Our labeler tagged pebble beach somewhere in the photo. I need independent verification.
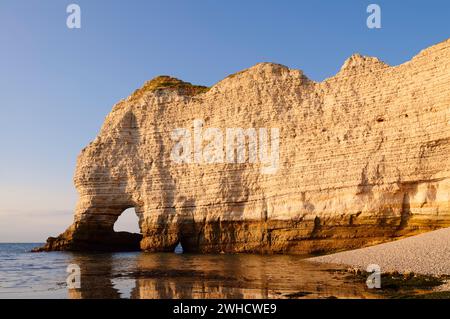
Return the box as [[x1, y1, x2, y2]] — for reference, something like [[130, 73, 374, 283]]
[[310, 227, 450, 276]]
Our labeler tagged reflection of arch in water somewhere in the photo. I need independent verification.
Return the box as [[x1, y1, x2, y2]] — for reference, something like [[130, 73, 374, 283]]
[[66, 253, 377, 299], [67, 253, 121, 299], [129, 254, 266, 299]]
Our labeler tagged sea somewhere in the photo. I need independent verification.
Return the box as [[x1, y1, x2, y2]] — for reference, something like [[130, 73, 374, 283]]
[[0, 243, 376, 299]]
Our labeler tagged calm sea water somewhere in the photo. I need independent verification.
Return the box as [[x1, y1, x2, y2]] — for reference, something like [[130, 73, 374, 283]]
[[0, 243, 376, 299]]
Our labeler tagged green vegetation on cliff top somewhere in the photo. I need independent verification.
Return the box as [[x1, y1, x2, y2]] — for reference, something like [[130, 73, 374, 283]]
[[131, 76, 209, 100]]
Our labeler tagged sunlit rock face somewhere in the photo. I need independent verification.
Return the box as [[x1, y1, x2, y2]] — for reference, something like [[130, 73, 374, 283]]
[[38, 39, 450, 254]]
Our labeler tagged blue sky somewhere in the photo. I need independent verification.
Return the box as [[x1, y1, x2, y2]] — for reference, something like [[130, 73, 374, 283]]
[[0, 0, 449, 241]]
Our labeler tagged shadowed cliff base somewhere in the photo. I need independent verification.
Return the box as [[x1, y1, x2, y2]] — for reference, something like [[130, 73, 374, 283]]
[[33, 225, 142, 252], [36, 38, 450, 253], [36, 214, 450, 254]]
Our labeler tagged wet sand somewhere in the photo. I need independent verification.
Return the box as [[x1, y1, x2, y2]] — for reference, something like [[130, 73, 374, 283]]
[[69, 253, 378, 299], [2, 243, 449, 299]]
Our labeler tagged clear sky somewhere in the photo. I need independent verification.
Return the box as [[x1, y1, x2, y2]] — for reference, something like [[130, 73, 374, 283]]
[[0, 0, 449, 242]]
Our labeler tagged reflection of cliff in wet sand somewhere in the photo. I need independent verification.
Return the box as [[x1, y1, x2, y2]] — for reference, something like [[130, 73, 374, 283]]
[[67, 254, 120, 299], [67, 253, 380, 299], [129, 254, 378, 299], [38, 39, 450, 254]]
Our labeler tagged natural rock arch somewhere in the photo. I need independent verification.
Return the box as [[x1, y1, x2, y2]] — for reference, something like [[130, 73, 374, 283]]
[[37, 39, 450, 254]]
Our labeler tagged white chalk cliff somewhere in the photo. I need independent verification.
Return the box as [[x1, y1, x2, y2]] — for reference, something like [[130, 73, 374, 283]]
[[38, 39, 450, 253]]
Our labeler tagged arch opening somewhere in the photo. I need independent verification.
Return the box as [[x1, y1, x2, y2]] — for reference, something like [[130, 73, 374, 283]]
[[174, 242, 183, 254], [114, 207, 141, 234], [109, 207, 143, 252]]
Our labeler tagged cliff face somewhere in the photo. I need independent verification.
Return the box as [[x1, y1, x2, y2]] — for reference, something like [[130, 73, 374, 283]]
[[39, 39, 450, 253]]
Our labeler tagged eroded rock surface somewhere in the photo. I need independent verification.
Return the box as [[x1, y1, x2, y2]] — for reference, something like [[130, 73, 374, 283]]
[[38, 39, 450, 253]]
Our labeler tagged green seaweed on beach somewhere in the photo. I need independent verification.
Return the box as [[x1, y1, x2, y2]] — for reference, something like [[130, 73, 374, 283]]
[[350, 270, 448, 298]]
